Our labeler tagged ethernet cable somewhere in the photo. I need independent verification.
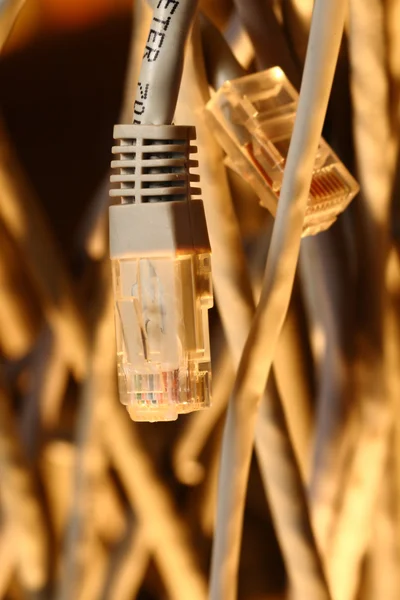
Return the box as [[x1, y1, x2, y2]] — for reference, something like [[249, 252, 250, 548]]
[[221, 10, 254, 73], [175, 18, 314, 485], [109, 0, 214, 422], [216, 7, 357, 548], [221, 1, 360, 580], [209, 0, 348, 598], [200, 13, 247, 89], [206, 66, 359, 237], [201, 13, 356, 491], [179, 16, 329, 600], [132, 0, 198, 125]]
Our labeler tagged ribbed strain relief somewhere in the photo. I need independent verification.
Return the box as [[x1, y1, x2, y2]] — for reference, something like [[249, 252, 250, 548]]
[[109, 124, 201, 204]]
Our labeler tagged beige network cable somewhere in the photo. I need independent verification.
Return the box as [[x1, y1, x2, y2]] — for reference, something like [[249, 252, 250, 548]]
[[174, 14, 315, 488], [209, 0, 348, 598], [132, 0, 197, 126], [175, 9, 345, 600], [108, 0, 215, 422]]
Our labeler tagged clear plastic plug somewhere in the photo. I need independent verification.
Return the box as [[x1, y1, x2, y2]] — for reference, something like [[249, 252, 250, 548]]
[[112, 252, 212, 422], [206, 67, 359, 236]]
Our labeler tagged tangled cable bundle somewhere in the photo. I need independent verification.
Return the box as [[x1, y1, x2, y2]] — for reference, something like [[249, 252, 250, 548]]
[[0, 1, 399, 599]]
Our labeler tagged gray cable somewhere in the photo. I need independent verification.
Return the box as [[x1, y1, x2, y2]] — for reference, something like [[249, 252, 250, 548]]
[[209, 0, 347, 597], [132, 0, 199, 125], [232, 0, 301, 88], [199, 14, 246, 90]]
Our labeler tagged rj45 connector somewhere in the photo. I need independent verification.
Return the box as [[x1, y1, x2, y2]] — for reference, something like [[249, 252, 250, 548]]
[[109, 125, 213, 422], [206, 67, 359, 236]]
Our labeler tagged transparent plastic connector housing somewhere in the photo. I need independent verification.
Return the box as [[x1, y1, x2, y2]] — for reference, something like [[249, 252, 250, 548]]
[[206, 67, 360, 236], [109, 123, 213, 422], [112, 253, 212, 422]]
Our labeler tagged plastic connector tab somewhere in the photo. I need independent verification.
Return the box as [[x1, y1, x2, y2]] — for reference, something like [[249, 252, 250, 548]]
[[109, 124, 213, 422], [206, 67, 359, 236]]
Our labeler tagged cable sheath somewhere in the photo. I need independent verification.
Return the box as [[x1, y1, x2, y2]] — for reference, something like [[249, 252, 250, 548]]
[[133, 0, 198, 125], [209, 1, 347, 598]]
